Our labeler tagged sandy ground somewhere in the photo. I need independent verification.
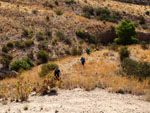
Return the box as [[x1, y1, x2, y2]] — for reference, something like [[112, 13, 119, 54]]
[[0, 88, 150, 113]]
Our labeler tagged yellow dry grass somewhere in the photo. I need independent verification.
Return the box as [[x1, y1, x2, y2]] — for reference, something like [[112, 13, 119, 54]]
[[0, 45, 150, 99]]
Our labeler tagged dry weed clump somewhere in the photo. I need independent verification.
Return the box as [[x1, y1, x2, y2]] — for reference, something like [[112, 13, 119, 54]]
[[36, 75, 60, 95]]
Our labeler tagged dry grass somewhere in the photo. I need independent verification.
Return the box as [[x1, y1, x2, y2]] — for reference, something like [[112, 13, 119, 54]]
[[0, 45, 150, 101]]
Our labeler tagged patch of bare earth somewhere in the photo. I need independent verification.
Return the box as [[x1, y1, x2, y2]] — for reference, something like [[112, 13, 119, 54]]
[[0, 88, 150, 113]]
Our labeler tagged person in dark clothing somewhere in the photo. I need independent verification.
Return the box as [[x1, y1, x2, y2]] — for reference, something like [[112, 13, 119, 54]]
[[80, 56, 85, 66], [54, 69, 60, 80], [86, 48, 91, 55]]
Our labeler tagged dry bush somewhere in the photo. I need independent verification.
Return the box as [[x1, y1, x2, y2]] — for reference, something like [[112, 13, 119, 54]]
[[15, 77, 32, 102], [36, 75, 60, 95]]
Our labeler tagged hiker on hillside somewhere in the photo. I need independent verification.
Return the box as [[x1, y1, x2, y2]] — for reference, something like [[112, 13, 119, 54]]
[[54, 68, 60, 80], [80, 56, 85, 66], [86, 48, 91, 55]]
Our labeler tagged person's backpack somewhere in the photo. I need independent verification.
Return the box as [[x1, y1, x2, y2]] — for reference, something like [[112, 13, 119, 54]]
[[81, 57, 85, 63]]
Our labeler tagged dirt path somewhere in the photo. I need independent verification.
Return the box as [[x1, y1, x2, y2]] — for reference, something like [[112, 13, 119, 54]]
[[0, 88, 150, 113]]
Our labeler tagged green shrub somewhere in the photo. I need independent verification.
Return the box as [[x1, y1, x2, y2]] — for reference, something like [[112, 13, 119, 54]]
[[82, 12, 91, 18], [24, 39, 34, 47], [0, 54, 13, 68], [0, 72, 11, 80], [51, 37, 59, 45], [23, 57, 34, 67], [37, 50, 49, 64], [139, 15, 146, 25], [11, 58, 33, 72], [75, 30, 98, 44], [64, 38, 72, 45], [55, 1, 59, 5], [39, 63, 59, 77], [15, 41, 25, 49], [95, 8, 110, 16], [82, 6, 94, 15], [55, 10, 63, 15], [36, 31, 45, 41], [119, 46, 130, 61], [122, 58, 150, 78], [146, 11, 150, 15], [56, 31, 65, 40], [65, 0, 75, 4], [114, 20, 138, 45], [2, 45, 8, 53], [22, 28, 34, 38], [38, 41, 49, 51], [7, 41, 14, 48], [141, 41, 148, 50]]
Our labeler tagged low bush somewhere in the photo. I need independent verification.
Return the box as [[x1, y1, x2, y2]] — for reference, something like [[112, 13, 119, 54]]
[[7, 41, 14, 49], [141, 41, 149, 50], [119, 47, 130, 61], [0, 72, 11, 80], [139, 15, 146, 25], [65, 0, 75, 4], [55, 10, 63, 15], [36, 31, 45, 41], [24, 39, 34, 47], [2, 45, 8, 53], [122, 58, 150, 78], [0, 54, 13, 68], [82, 6, 94, 15], [75, 30, 98, 44], [37, 50, 49, 64], [11, 58, 33, 72], [15, 41, 25, 49], [64, 38, 72, 45], [146, 11, 150, 15], [22, 28, 34, 38], [56, 31, 65, 40], [51, 37, 59, 45], [39, 63, 59, 77], [38, 41, 49, 51], [82, 12, 91, 18]]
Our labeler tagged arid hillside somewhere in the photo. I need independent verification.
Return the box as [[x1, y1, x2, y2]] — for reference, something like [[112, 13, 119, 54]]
[[0, 0, 149, 58]]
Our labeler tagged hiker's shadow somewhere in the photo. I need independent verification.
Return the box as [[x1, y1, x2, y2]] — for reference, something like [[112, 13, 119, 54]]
[[47, 89, 58, 96]]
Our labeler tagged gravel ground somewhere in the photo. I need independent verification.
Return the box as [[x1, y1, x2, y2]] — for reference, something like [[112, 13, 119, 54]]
[[0, 88, 150, 113]]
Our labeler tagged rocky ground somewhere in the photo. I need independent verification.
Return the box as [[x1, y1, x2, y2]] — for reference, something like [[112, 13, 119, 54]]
[[0, 88, 150, 113]]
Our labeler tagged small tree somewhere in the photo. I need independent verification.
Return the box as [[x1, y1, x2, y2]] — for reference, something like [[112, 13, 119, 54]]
[[114, 20, 138, 45]]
